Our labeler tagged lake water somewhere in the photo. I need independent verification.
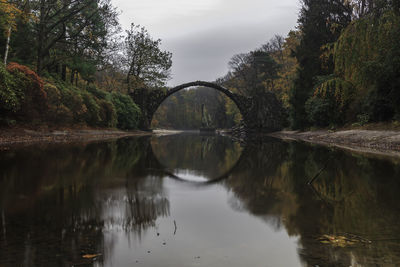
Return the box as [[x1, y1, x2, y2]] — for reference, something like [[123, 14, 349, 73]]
[[1, 133, 400, 266]]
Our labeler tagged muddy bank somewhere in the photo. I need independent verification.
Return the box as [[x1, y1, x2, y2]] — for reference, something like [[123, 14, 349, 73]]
[[270, 130, 400, 157], [0, 128, 151, 147]]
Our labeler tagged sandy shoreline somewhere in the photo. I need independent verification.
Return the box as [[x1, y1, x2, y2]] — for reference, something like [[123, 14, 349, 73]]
[[269, 130, 400, 158], [0, 128, 152, 147], [2, 127, 400, 158]]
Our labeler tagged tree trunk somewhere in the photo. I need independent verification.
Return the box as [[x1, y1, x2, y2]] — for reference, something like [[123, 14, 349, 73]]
[[55, 63, 60, 76], [37, 55, 43, 76], [127, 74, 131, 92], [361, 0, 366, 16], [70, 70, 75, 84], [37, 1, 45, 75], [3, 26, 11, 66], [61, 64, 67, 81]]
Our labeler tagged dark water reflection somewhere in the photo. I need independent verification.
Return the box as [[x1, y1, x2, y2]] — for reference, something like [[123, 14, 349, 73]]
[[151, 134, 243, 182], [1, 133, 400, 266]]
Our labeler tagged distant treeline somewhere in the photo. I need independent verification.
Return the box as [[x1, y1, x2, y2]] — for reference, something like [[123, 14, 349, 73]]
[[152, 87, 241, 129], [215, 0, 400, 129]]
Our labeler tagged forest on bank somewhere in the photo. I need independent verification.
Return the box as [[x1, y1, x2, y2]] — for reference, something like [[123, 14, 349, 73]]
[[1, 0, 399, 130]]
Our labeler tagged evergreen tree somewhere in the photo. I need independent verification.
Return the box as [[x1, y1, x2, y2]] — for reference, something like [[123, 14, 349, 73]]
[[289, 0, 352, 129]]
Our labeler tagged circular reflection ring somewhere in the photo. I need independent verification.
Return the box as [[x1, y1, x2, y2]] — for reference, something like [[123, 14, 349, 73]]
[[161, 168, 238, 186], [150, 137, 246, 186]]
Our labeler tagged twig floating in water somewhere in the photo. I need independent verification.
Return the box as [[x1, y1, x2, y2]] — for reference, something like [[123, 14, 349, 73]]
[[307, 159, 330, 185], [174, 220, 177, 235]]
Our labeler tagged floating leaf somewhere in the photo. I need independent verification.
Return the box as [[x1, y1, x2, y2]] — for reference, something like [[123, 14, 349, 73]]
[[317, 233, 370, 247], [82, 254, 101, 259]]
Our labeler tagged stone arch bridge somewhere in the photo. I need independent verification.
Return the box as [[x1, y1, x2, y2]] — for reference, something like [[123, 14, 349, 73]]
[[130, 81, 285, 132]]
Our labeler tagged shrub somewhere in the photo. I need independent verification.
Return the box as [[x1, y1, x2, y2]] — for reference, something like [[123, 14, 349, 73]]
[[86, 84, 108, 99], [0, 64, 20, 113], [6, 62, 48, 121], [306, 76, 355, 126], [59, 85, 87, 123], [110, 92, 141, 130], [81, 91, 100, 126], [44, 83, 61, 106], [357, 114, 370, 126], [2, 63, 139, 129], [98, 99, 117, 128], [55, 104, 74, 124], [44, 83, 61, 123], [305, 97, 332, 127], [43, 83, 75, 124]]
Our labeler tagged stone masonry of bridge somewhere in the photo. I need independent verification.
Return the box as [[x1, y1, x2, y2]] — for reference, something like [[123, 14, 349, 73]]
[[130, 81, 286, 132]]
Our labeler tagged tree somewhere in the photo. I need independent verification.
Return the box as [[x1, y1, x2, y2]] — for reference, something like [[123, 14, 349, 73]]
[[63, 0, 120, 83], [349, 0, 398, 17], [289, 0, 352, 129], [267, 31, 300, 107], [0, 0, 26, 65], [261, 34, 285, 63], [31, 0, 118, 76], [124, 23, 172, 91], [226, 49, 279, 96]]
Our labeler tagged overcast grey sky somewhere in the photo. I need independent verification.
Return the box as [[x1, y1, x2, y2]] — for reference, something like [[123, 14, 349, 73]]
[[112, 0, 300, 86]]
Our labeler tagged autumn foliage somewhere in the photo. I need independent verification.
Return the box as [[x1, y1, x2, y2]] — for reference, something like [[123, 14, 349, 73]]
[[6, 62, 48, 121], [0, 62, 141, 128]]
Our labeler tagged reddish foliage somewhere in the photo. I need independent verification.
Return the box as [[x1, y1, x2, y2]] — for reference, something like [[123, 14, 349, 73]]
[[7, 62, 48, 120]]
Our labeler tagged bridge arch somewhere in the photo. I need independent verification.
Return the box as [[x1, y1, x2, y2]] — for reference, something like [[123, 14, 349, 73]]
[[164, 81, 247, 115], [131, 81, 252, 130], [131, 81, 285, 132]]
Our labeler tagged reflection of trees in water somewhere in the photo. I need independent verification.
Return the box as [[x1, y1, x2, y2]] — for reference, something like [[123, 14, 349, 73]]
[[0, 137, 170, 266], [225, 137, 400, 266], [2, 135, 400, 266], [124, 176, 169, 235]]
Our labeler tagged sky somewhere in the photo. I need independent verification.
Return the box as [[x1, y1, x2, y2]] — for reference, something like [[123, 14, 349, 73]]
[[112, 0, 300, 86]]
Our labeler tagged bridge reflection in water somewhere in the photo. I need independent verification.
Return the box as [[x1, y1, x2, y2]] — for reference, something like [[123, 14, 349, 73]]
[[1, 133, 400, 266]]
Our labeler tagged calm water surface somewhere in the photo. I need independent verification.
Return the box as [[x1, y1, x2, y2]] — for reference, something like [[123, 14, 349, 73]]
[[1, 133, 400, 266]]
